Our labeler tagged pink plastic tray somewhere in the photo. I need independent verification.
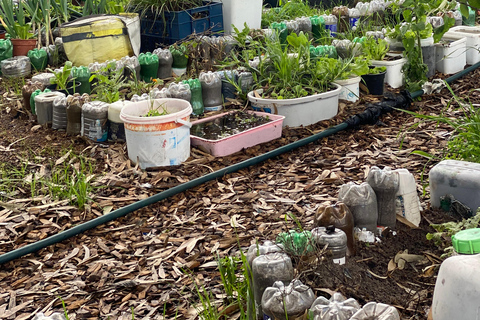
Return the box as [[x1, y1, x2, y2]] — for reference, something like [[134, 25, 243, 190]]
[[190, 110, 285, 157]]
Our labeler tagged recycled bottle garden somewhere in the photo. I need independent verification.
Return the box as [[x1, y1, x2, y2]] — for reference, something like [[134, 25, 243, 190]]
[[2, 0, 480, 318]]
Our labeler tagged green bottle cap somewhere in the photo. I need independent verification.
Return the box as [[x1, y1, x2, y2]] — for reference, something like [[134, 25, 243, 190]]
[[452, 228, 480, 254]]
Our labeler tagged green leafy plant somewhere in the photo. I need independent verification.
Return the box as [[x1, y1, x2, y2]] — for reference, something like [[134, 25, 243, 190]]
[[317, 56, 369, 81], [367, 66, 387, 74], [144, 102, 169, 117], [261, 0, 320, 28], [48, 61, 74, 92], [89, 63, 125, 103], [0, 0, 35, 39], [361, 37, 389, 61]]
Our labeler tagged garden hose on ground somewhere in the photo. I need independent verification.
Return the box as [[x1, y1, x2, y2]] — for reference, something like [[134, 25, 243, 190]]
[[1, 61, 480, 265]]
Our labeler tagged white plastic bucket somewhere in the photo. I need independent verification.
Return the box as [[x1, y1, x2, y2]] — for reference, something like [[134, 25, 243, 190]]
[[435, 36, 467, 74], [120, 98, 192, 169], [218, 0, 262, 35], [247, 84, 341, 128], [370, 55, 407, 89], [334, 76, 361, 102], [445, 26, 480, 64]]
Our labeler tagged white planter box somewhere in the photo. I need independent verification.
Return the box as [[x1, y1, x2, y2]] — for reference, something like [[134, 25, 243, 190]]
[[247, 84, 341, 127], [435, 36, 467, 74], [216, 0, 262, 34], [334, 76, 361, 102], [445, 26, 480, 65], [370, 56, 407, 89]]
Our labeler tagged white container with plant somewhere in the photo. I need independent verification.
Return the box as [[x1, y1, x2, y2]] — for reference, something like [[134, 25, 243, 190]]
[[435, 35, 467, 74]]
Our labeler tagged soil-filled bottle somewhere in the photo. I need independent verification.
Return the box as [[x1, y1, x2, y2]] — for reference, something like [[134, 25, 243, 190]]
[[393, 168, 421, 227], [71, 66, 91, 95], [216, 70, 238, 103], [310, 292, 361, 320], [22, 81, 44, 115], [1, 56, 31, 78], [0, 39, 13, 72], [322, 14, 338, 37], [314, 202, 356, 256], [82, 101, 108, 142], [32, 73, 56, 87], [153, 48, 173, 79], [35, 92, 66, 126], [366, 166, 399, 230], [350, 302, 400, 320], [296, 16, 312, 35], [199, 71, 222, 112], [270, 22, 288, 45], [170, 45, 189, 77], [183, 79, 204, 116], [168, 82, 191, 102], [252, 253, 293, 320], [27, 48, 48, 72], [276, 230, 314, 256], [237, 71, 254, 93], [286, 20, 300, 35], [138, 53, 158, 83], [311, 226, 348, 265], [108, 100, 132, 141], [30, 88, 51, 115], [66, 94, 89, 136], [52, 94, 67, 130], [310, 16, 326, 41], [262, 280, 315, 320], [121, 55, 141, 80], [338, 182, 378, 233]]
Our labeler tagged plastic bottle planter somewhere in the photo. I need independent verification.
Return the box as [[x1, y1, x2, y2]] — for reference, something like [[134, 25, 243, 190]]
[[121, 55, 141, 80], [170, 46, 188, 77], [314, 202, 356, 256], [153, 48, 173, 79], [183, 79, 204, 116], [252, 253, 294, 320], [310, 16, 326, 41], [322, 15, 338, 37], [311, 226, 348, 265], [108, 100, 132, 141], [238, 71, 254, 94], [22, 81, 44, 116], [348, 8, 360, 30], [216, 70, 238, 103], [81, 101, 109, 142], [0, 39, 13, 72], [310, 292, 361, 320], [30, 88, 52, 115], [350, 302, 400, 320], [199, 71, 222, 112], [366, 166, 399, 230], [296, 17, 312, 35], [67, 94, 90, 136], [32, 312, 67, 320], [276, 230, 314, 257], [338, 182, 378, 233], [168, 82, 191, 102], [71, 66, 91, 95], [1, 56, 31, 78], [138, 52, 159, 83], [27, 48, 48, 72], [262, 280, 316, 320], [35, 92, 66, 126], [310, 45, 338, 59], [270, 22, 288, 45], [52, 94, 67, 130]]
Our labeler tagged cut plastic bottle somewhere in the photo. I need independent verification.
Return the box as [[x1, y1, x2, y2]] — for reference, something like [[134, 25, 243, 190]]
[[366, 166, 399, 229], [310, 292, 361, 320], [262, 280, 315, 320], [338, 182, 378, 233]]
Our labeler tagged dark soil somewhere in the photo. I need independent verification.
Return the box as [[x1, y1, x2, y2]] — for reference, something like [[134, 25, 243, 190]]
[[0, 67, 478, 319]]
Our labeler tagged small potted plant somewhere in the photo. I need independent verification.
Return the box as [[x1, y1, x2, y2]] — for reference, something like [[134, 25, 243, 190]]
[[361, 66, 387, 95], [47, 61, 81, 95], [362, 37, 407, 89], [0, 0, 37, 56]]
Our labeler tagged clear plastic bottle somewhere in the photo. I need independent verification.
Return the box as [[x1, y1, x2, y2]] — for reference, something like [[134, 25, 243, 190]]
[[322, 15, 338, 37], [108, 100, 132, 141], [311, 226, 348, 265], [238, 71, 254, 93], [81, 101, 108, 142], [121, 55, 141, 80], [310, 292, 361, 320], [216, 70, 238, 103], [338, 182, 378, 233], [199, 71, 222, 111], [32, 312, 67, 320], [366, 166, 399, 229], [22, 81, 44, 116], [262, 280, 315, 320], [168, 82, 191, 102], [350, 302, 400, 320], [252, 252, 293, 320], [34, 92, 66, 126], [314, 202, 356, 256], [296, 16, 312, 35], [52, 94, 67, 130], [348, 8, 360, 30], [153, 48, 173, 79]]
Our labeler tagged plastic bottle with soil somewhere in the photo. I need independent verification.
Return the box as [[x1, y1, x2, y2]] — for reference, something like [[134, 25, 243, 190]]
[[71, 66, 91, 95], [168, 82, 191, 102], [314, 202, 356, 256], [121, 55, 141, 80], [252, 252, 294, 320], [30, 88, 51, 115], [35, 91, 66, 126], [350, 302, 400, 320], [310, 292, 361, 320], [32, 73, 56, 87], [81, 101, 108, 142], [183, 78, 204, 116], [52, 94, 67, 130], [311, 226, 348, 265], [322, 15, 338, 37], [199, 71, 222, 112], [338, 182, 378, 233], [108, 100, 132, 141], [138, 52, 159, 83], [170, 45, 189, 77], [1, 56, 31, 78], [22, 81, 44, 116], [348, 8, 360, 30], [150, 87, 171, 99], [276, 230, 314, 256], [286, 20, 300, 35], [310, 16, 326, 41], [270, 22, 288, 44], [0, 39, 13, 71], [296, 16, 312, 35], [216, 70, 238, 103], [366, 166, 399, 230], [27, 48, 48, 71], [153, 48, 173, 79], [262, 280, 315, 320], [393, 168, 421, 227], [66, 94, 88, 136], [237, 71, 254, 94]]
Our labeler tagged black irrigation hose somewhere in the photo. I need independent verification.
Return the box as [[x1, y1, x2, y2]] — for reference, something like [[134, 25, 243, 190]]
[[2, 61, 480, 265]]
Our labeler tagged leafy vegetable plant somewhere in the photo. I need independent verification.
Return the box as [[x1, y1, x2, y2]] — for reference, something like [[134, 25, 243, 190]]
[[48, 61, 74, 91]]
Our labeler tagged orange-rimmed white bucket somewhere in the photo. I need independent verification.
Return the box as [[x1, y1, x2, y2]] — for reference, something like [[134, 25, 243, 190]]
[[120, 98, 192, 169]]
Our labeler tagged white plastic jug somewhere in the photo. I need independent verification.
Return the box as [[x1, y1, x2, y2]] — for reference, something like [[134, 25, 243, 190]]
[[394, 169, 421, 227]]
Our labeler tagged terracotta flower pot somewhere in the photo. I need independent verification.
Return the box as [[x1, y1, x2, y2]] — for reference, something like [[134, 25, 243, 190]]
[[10, 38, 37, 57], [0, 30, 6, 40]]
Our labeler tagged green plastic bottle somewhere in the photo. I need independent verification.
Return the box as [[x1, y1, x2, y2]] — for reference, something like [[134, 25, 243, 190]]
[[71, 66, 91, 94], [183, 79, 204, 116], [0, 39, 13, 75], [30, 88, 51, 115], [310, 16, 326, 41], [271, 22, 288, 45], [170, 45, 189, 76], [27, 48, 48, 71], [463, 6, 476, 26], [276, 230, 314, 256], [138, 52, 159, 83]]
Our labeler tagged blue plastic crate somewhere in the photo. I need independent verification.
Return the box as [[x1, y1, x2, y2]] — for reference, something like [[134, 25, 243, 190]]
[[140, 1, 223, 51]]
